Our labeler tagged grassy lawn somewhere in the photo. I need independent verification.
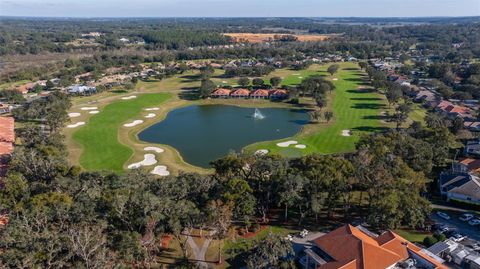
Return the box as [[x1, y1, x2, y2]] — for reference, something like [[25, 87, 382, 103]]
[[249, 63, 389, 156], [394, 229, 431, 244], [72, 93, 171, 171]]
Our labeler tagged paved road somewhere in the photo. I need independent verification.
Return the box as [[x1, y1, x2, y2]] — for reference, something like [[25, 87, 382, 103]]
[[431, 213, 480, 241]]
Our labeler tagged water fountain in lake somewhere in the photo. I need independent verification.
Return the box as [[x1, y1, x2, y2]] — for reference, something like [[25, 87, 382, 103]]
[[253, 108, 265, 120]]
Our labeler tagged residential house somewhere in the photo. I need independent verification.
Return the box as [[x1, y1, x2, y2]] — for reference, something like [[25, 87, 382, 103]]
[[250, 89, 270, 99], [458, 158, 480, 174], [270, 89, 289, 100], [464, 121, 480, 132], [439, 170, 480, 205], [67, 85, 97, 95], [211, 88, 232, 98], [0, 117, 14, 178], [0, 104, 11, 114], [230, 89, 250, 98], [16, 82, 35, 94], [414, 89, 439, 103], [465, 140, 480, 157], [301, 224, 446, 269]]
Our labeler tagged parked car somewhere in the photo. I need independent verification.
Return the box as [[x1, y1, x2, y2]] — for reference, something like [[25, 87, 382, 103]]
[[436, 211, 450, 220], [459, 213, 474, 221], [468, 219, 480, 226], [451, 233, 467, 242]]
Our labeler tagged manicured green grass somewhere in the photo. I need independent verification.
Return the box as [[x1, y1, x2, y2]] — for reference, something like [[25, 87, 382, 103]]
[[251, 63, 389, 156], [394, 229, 431, 244], [73, 93, 171, 172], [409, 103, 427, 125]]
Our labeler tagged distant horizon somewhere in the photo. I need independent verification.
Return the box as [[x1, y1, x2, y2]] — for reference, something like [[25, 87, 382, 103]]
[[1, 15, 480, 19], [1, 0, 479, 18]]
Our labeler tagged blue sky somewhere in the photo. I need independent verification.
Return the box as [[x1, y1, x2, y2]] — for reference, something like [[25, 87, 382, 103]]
[[1, 0, 479, 17]]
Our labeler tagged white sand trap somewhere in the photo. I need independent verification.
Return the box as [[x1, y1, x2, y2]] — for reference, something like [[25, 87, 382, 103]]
[[68, 112, 81, 118], [293, 73, 301, 75], [121, 96, 137, 100], [81, 107, 98, 111], [123, 120, 143, 127], [298, 76, 303, 79], [295, 144, 307, 149], [151, 165, 170, 176], [144, 146, 164, 153], [67, 122, 85, 128], [145, 107, 160, 111], [277, 140, 298, 147], [127, 154, 157, 169], [89, 110, 100, 114], [255, 149, 269, 156], [145, 113, 156, 119], [342, 130, 351, 137], [332, 78, 338, 81], [222, 81, 227, 83]]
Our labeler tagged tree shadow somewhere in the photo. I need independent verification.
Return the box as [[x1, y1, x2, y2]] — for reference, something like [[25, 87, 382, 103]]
[[342, 67, 361, 71], [351, 103, 387, 110], [178, 88, 200, 100], [109, 89, 128, 94], [350, 97, 383, 101], [346, 89, 377, 94], [352, 126, 389, 132], [362, 115, 391, 120]]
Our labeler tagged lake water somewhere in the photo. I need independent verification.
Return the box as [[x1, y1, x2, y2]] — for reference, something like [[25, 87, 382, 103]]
[[138, 105, 309, 168]]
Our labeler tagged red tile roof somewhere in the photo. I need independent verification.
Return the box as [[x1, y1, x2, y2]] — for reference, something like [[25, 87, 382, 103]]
[[211, 88, 232, 96], [250, 89, 270, 97], [270, 89, 288, 96], [312, 225, 446, 269], [460, 158, 480, 173], [230, 89, 250, 96]]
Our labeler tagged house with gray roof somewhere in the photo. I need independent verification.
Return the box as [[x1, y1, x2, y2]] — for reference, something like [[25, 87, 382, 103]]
[[439, 170, 480, 205]]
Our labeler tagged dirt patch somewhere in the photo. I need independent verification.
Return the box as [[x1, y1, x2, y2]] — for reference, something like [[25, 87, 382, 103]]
[[224, 33, 331, 43]]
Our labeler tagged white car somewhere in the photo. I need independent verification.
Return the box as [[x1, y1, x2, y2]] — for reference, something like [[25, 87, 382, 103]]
[[451, 233, 467, 242], [436, 211, 450, 220], [468, 219, 480, 226], [460, 214, 474, 221]]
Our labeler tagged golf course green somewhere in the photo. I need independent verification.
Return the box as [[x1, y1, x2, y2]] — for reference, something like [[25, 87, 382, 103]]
[[73, 93, 172, 171]]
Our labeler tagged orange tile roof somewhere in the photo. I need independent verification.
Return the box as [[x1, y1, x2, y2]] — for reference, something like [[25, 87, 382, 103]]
[[312, 225, 446, 269], [211, 88, 232, 96], [231, 89, 250, 96], [250, 89, 270, 96], [270, 89, 288, 96], [460, 158, 480, 173]]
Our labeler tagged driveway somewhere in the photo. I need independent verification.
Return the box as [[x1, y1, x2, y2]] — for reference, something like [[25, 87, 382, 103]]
[[431, 212, 480, 241], [291, 232, 325, 256]]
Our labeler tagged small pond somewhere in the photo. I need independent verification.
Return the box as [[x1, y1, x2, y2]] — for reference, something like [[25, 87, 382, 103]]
[[138, 105, 309, 168]]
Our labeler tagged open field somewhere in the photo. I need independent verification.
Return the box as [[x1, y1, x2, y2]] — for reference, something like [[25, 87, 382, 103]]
[[224, 33, 331, 43]]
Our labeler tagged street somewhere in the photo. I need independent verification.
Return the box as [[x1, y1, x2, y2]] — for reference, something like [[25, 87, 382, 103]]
[[431, 212, 480, 241]]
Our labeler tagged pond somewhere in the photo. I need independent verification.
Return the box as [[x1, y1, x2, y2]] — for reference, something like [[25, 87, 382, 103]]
[[138, 105, 309, 168]]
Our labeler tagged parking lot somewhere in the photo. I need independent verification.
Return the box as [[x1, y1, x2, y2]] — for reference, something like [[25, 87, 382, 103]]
[[431, 212, 480, 241]]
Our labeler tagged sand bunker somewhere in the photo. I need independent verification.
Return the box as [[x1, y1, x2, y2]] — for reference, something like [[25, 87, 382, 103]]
[[145, 107, 160, 111], [298, 76, 303, 79], [293, 73, 301, 75], [295, 144, 307, 149], [81, 107, 98, 111], [68, 112, 81, 118], [67, 122, 85, 128], [255, 149, 269, 156], [121, 96, 137, 100], [342, 130, 351, 137], [89, 110, 100, 114], [145, 113, 156, 119], [151, 165, 170, 176], [123, 120, 143, 127], [332, 78, 338, 81], [277, 140, 298, 147], [144, 146, 165, 153], [127, 154, 157, 169]]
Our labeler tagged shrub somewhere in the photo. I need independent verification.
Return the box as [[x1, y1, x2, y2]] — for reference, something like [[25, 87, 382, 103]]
[[423, 236, 438, 247]]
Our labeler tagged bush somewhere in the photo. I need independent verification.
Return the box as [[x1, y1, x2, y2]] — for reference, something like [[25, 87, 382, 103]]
[[423, 236, 438, 247], [434, 233, 446, 242]]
